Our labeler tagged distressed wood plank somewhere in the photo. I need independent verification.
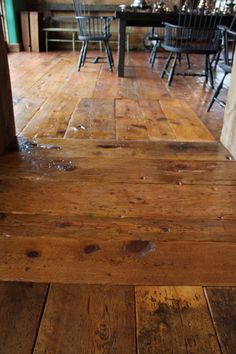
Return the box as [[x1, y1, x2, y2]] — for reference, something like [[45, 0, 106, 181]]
[[160, 99, 214, 142], [65, 98, 115, 139], [20, 94, 79, 139], [136, 286, 221, 354], [11, 138, 231, 161], [205, 287, 236, 354], [0, 153, 236, 185], [116, 99, 176, 141], [1, 213, 236, 242], [1, 236, 236, 284], [135, 66, 170, 100], [93, 68, 138, 99], [0, 281, 48, 354], [33, 284, 136, 354], [0, 179, 235, 219], [14, 95, 46, 135], [140, 100, 176, 140]]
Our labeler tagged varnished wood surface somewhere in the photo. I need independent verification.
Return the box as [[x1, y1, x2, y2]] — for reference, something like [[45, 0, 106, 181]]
[[2, 50, 235, 352], [136, 286, 221, 353], [8, 51, 226, 141], [0, 138, 235, 285], [1, 282, 236, 353], [0, 282, 48, 354], [34, 284, 136, 354]]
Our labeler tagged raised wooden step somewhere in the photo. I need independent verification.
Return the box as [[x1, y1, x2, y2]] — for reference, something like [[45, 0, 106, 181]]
[[0, 138, 235, 285]]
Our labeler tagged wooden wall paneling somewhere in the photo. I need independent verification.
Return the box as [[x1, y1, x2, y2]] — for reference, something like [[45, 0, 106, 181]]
[[0, 19, 16, 155]]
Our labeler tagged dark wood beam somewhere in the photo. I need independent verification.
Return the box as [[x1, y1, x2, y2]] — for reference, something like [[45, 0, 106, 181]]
[[0, 20, 16, 155]]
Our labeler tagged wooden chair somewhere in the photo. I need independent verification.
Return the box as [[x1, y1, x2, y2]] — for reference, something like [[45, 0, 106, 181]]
[[73, 0, 114, 71], [161, 11, 222, 86], [208, 27, 236, 111], [148, 27, 163, 67]]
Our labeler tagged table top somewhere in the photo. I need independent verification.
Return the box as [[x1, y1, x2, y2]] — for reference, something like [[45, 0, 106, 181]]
[[115, 10, 234, 27]]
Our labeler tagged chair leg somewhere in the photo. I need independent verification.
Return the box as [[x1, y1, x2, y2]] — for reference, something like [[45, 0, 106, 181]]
[[161, 52, 172, 79], [207, 72, 228, 111], [209, 61, 214, 89], [107, 42, 114, 66], [168, 53, 178, 86], [105, 41, 113, 69], [149, 46, 155, 64], [104, 40, 113, 72], [150, 42, 158, 67], [213, 48, 222, 70], [186, 54, 191, 69], [77, 41, 85, 71], [82, 41, 88, 66], [205, 54, 209, 84], [206, 54, 214, 88]]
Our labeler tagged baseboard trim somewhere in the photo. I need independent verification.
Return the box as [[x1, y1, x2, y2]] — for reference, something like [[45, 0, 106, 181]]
[[8, 43, 22, 52]]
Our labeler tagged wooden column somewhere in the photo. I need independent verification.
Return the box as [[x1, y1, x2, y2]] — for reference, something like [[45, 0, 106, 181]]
[[220, 53, 236, 159], [0, 19, 16, 155]]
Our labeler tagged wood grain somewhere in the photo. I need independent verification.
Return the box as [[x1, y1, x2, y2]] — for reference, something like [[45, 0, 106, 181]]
[[1, 213, 236, 242], [20, 94, 79, 139], [160, 99, 214, 142], [1, 235, 236, 284], [65, 98, 115, 139], [33, 284, 136, 354], [205, 287, 236, 354], [0, 178, 235, 219], [8, 51, 226, 141], [0, 281, 48, 354], [15, 137, 231, 161], [115, 99, 176, 141], [136, 286, 221, 354], [0, 151, 235, 185]]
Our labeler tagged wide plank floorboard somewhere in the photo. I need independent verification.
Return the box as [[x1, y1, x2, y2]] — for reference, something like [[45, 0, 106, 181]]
[[205, 287, 236, 354], [136, 286, 221, 353], [33, 284, 136, 354], [0, 282, 48, 354]]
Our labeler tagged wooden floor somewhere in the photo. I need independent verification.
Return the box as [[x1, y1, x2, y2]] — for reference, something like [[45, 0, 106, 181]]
[[9, 50, 226, 141], [1, 281, 236, 354], [0, 51, 235, 353]]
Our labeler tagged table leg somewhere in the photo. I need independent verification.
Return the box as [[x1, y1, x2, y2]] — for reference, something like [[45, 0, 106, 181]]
[[118, 19, 126, 77]]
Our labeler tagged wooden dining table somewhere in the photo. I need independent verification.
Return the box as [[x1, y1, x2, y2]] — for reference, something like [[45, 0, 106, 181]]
[[115, 10, 234, 77]]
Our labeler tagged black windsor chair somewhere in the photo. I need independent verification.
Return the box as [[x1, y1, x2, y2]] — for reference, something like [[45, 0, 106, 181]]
[[73, 0, 114, 71], [211, 14, 236, 69], [161, 9, 222, 86], [208, 26, 236, 110]]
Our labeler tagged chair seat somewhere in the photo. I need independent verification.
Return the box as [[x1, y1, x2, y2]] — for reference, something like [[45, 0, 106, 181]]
[[79, 34, 110, 41], [161, 44, 219, 55]]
